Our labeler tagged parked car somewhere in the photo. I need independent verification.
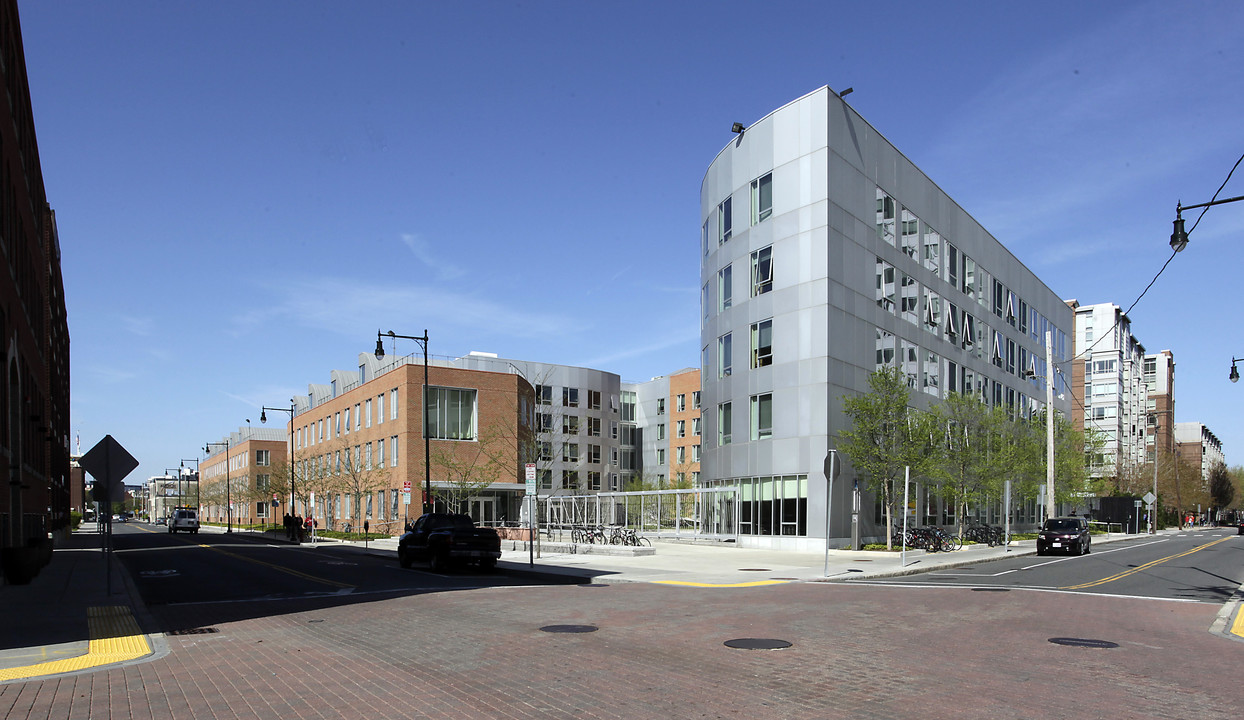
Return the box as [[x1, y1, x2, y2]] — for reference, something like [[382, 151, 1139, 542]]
[[398, 513, 501, 572], [1036, 516, 1090, 556], [169, 508, 200, 534]]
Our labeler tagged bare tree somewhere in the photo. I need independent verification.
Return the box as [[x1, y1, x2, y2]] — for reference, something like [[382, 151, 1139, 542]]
[[320, 437, 392, 533], [430, 425, 515, 516]]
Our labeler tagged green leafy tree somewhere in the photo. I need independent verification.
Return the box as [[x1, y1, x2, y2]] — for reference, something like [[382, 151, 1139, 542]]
[[1208, 461, 1234, 518], [928, 393, 1005, 537], [839, 366, 940, 548]]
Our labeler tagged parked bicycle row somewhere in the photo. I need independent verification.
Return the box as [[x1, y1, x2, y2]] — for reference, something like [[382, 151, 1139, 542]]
[[891, 522, 1008, 552], [569, 525, 651, 547]]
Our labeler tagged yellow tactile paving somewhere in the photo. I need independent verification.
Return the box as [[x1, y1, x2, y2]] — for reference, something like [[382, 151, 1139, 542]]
[[0, 606, 151, 682]]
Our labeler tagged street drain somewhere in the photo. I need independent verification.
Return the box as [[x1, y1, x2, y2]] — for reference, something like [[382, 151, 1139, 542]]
[[739, 568, 771, 572], [307, 619, 325, 623], [578, 583, 609, 588], [971, 587, 1010, 592], [724, 638, 792, 650], [540, 625, 598, 634], [1048, 637, 1118, 649], [167, 627, 219, 636]]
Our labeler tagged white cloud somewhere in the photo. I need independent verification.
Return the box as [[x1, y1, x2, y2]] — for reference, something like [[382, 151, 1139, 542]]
[[400, 233, 466, 281]]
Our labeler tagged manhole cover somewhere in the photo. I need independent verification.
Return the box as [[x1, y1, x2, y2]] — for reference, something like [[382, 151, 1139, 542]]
[[1048, 637, 1118, 649], [724, 638, 792, 650], [971, 587, 1011, 592], [307, 619, 324, 623], [540, 625, 598, 634], [738, 568, 771, 572], [167, 627, 219, 636]]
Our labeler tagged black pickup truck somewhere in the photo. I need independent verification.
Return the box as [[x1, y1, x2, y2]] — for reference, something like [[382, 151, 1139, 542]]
[[397, 513, 502, 572]]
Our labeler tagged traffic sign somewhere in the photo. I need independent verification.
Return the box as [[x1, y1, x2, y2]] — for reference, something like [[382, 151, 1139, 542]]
[[1143, 491, 1156, 506], [80, 435, 139, 504]]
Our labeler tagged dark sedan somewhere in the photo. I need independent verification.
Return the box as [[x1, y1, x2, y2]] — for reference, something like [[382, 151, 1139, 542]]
[[1036, 517, 1091, 556]]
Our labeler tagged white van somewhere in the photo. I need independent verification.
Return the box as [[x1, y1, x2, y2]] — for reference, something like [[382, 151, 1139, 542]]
[[169, 508, 200, 534]]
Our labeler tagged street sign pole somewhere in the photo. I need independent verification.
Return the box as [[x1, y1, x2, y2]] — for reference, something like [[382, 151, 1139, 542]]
[[525, 463, 537, 567]]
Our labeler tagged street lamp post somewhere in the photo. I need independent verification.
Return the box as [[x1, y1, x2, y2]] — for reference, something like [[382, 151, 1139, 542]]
[[204, 439, 231, 533], [1169, 194, 1244, 252], [1147, 410, 1174, 534], [180, 458, 200, 512], [373, 329, 433, 515], [260, 401, 297, 519]]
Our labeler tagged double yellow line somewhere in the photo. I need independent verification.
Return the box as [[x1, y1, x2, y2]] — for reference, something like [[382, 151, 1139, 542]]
[[1059, 536, 1232, 590]]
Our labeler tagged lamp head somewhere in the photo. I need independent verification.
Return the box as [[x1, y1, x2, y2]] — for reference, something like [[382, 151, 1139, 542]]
[[731, 122, 745, 134], [374, 331, 385, 359], [260, 410, 267, 423], [1170, 212, 1188, 253], [1231, 362, 1239, 383]]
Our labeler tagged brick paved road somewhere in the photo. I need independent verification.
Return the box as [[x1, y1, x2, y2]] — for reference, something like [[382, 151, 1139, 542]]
[[3, 581, 1240, 719]]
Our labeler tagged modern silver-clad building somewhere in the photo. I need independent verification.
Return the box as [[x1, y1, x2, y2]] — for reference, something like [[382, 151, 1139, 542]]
[[700, 87, 1074, 550]]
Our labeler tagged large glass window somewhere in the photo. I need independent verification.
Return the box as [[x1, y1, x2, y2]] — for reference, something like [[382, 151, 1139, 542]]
[[751, 393, 773, 440], [562, 387, 579, 407], [901, 274, 919, 325], [718, 196, 732, 244], [922, 226, 940, 275], [718, 402, 733, 446], [876, 329, 895, 370], [718, 333, 733, 377], [751, 246, 773, 296], [876, 257, 895, 313], [425, 387, 477, 440], [876, 188, 896, 246], [751, 172, 773, 224], [718, 265, 733, 311], [923, 289, 941, 335], [900, 209, 919, 260], [751, 319, 773, 368]]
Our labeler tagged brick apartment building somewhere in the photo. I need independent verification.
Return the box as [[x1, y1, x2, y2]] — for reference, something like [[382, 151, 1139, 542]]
[[0, 0, 71, 585]]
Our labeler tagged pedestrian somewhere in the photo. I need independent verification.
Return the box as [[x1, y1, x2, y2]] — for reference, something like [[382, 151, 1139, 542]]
[[293, 514, 304, 543], [283, 513, 293, 541]]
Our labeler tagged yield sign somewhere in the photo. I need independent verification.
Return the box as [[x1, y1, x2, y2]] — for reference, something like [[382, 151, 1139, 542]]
[[80, 435, 139, 503]]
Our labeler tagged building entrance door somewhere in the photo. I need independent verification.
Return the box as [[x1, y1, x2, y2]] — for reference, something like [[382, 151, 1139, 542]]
[[470, 497, 497, 525]]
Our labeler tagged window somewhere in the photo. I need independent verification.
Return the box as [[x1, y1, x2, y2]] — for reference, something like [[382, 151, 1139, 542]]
[[693, 418, 702, 436], [377, 393, 384, 424], [377, 438, 385, 468], [901, 274, 919, 325], [621, 391, 636, 422], [538, 413, 553, 432], [390, 389, 398, 420], [657, 398, 665, 415], [677, 420, 686, 438], [344, 407, 351, 434], [657, 448, 665, 465], [692, 391, 701, 409], [538, 442, 553, 462], [702, 282, 710, 322], [535, 385, 553, 405], [946, 243, 958, 288], [923, 351, 940, 398], [1018, 299, 1028, 335], [718, 402, 733, 445], [588, 471, 601, 491], [876, 188, 896, 246], [539, 469, 553, 490], [876, 257, 896, 313], [562, 443, 579, 463], [335, 412, 341, 437], [718, 333, 733, 377], [562, 416, 580, 434], [718, 196, 732, 243], [588, 444, 601, 464], [256, 450, 270, 466], [718, 265, 733, 311], [962, 255, 976, 301], [354, 403, 361, 430], [751, 319, 773, 368], [587, 390, 601, 410], [587, 417, 601, 437], [365, 398, 372, 428], [922, 226, 940, 275], [425, 387, 478, 441], [900, 209, 919, 259], [563, 387, 579, 407], [676, 446, 687, 464], [875, 329, 895, 370], [365, 442, 373, 470], [751, 172, 773, 224], [993, 279, 1005, 319], [751, 393, 773, 440], [751, 246, 772, 296], [923, 289, 941, 334], [676, 394, 686, 412], [657, 424, 665, 441]]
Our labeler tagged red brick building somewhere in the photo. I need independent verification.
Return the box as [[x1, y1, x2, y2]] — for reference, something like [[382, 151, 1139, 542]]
[[0, 0, 71, 585]]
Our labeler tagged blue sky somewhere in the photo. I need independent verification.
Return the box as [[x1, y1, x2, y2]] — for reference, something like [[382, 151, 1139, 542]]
[[17, 0, 1244, 485]]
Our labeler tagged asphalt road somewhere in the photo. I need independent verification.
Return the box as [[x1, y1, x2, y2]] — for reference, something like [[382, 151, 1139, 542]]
[[855, 528, 1244, 603]]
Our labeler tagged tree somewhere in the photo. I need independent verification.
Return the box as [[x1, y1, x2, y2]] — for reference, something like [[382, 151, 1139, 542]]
[[1208, 461, 1234, 519], [839, 366, 940, 549], [321, 437, 392, 533], [927, 392, 1001, 537], [430, 426, 516, 515]]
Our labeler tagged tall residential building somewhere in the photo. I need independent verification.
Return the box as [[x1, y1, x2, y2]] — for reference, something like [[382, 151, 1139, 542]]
[[627, 368, 702, 487], [1174, 422, 1224, 487], [700, 87, 1073, 550], [1, 0, 71, 585], [1144, 350, 1176, 464], [1067, 301, 1148, 483]]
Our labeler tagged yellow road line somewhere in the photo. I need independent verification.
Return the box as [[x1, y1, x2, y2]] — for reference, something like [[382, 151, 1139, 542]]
[[0, 606, 150, 682], [1059, 536, 1232, 590], [653, 580, 791, 588]]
